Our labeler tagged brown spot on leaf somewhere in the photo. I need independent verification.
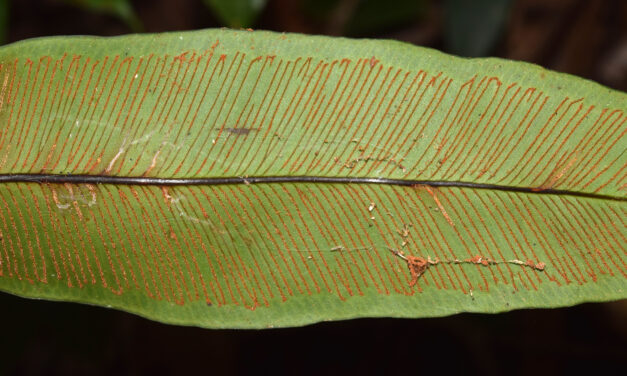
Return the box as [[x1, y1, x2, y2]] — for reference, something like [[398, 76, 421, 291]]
[[406, 255, 429, 287], [225, 127, 258, 135]]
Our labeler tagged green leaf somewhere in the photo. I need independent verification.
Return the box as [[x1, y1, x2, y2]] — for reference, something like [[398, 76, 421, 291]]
[[444, 0, 513, 57], [203, 0, 267, 28], [344, 0, 425, 36], [0, 29, 624, 329], [62, 0, 142, 32], [0, 0, 8, 45]]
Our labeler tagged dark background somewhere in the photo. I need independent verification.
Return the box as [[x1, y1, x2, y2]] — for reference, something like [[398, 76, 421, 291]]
[[1, 0, 626, 375]]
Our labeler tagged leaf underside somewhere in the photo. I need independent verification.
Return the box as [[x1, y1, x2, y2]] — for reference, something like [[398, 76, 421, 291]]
[[0, 29, 624, 328]]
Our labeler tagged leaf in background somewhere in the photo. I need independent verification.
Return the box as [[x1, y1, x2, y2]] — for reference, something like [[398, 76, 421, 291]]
[[0, 29, 625, 328], [63, 0, 142, 32], [0, 0, 7, 45], [203, 0, 267, 28], [444, 0, 514, 57], [302, 0, 340, 21], [344, 0, 425, 36]]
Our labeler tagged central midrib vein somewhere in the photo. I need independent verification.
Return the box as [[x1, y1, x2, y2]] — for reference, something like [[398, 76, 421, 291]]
[[0, 174, 624, 202]]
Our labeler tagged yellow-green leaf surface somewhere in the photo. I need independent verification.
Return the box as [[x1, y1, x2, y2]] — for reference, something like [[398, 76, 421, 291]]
[[0, 29, 625, 328]]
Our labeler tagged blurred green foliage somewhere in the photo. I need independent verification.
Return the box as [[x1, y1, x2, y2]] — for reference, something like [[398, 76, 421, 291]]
[[62, 0, 142, 31], [344, 0, 425, 36], [0, 0, 7, 44], [203, 0, 268, 28], [303, 0, 425, 36], [444, 0, 514, 57]]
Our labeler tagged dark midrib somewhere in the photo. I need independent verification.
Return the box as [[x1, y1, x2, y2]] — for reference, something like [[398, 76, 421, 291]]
[[0, 174, 624, 202]]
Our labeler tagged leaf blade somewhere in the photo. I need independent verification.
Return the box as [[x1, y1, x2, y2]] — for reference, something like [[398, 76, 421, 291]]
[[0, 182, 624, 328], [0, 29, 625, 328]]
